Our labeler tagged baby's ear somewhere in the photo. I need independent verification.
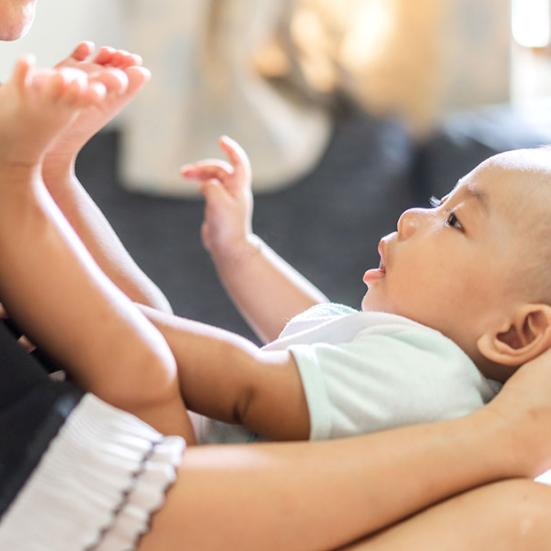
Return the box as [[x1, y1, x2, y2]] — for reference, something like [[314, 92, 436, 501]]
[[477, 304, 551, 367]]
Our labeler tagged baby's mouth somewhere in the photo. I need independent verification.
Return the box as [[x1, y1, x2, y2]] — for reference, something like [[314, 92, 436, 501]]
[[362, 240, 387, 285], [377, 240, 386, 273]]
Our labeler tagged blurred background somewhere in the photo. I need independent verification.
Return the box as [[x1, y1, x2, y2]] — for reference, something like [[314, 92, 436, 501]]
[[3, 0, 551, 342]]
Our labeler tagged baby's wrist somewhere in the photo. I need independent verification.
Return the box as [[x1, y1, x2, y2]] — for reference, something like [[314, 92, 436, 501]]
[[210, 234, 262, 268], [42, 153, 77, 185]]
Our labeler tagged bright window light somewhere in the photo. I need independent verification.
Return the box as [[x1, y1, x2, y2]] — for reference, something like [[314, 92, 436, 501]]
[[512, 0, 550, 47]]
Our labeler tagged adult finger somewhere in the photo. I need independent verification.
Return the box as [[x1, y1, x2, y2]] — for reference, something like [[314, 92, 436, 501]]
[[69, 41, 95, 62], [90, 67, 129, 95]]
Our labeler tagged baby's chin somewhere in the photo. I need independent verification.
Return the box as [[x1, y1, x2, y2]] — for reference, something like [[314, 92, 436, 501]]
[[360, 291, 392, 314]]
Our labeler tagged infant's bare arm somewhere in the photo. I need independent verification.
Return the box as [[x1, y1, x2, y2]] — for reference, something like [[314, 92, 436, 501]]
[[182, 137, 329, 344], [139, 304, 310, 441]]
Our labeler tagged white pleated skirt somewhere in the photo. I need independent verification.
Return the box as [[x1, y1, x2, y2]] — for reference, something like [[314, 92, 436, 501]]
[[0, 393, 185, 550]]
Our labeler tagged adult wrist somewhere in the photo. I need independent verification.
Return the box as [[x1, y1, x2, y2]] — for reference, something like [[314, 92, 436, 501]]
[[474, 406, 536, 479]]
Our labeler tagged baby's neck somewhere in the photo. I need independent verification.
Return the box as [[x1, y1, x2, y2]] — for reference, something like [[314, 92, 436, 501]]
[[472, 354, 516, 383]]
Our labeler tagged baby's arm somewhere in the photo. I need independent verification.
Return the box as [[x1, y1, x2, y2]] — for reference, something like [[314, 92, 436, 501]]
[[140, 304, 310, 441], [0, 58, 194, 442], [182, 136, 328, 344]]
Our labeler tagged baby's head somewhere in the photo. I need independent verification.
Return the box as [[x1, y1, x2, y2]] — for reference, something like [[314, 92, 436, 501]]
[[362, 147, 551, 382]]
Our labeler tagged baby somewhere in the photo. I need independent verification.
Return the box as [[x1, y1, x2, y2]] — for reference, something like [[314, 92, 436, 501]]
[[2, 54, 551, 448], [170, 138, 551, 442]]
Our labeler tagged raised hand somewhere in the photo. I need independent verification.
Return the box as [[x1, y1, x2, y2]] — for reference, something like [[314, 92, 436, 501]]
[[181, 136, 253, 256]]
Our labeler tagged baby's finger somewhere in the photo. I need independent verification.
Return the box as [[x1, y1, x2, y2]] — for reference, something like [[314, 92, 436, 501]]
[[200, 178, 233, 208], [181, 160, 233, 182], [218, 135, 251, 184], [181, 167, 229, 183], [0, 303, 7, 319]]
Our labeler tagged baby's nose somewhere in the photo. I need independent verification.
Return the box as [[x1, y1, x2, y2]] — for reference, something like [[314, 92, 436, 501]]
[[396, 208, 424, 239]]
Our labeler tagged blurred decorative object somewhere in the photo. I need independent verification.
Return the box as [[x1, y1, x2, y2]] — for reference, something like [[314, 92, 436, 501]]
[[512, 0, 550, 48], [120, 0, 331, 196], [510, 0, 551, 103], [121, 0, 513, 196], [260, 0, 511, 137]]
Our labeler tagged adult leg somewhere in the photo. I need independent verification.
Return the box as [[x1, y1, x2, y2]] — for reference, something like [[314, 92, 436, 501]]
[[343, 479, 551, 551]]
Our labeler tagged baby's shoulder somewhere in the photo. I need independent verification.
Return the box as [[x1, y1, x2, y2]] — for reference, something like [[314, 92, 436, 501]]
[[292, 302, 358, 322]]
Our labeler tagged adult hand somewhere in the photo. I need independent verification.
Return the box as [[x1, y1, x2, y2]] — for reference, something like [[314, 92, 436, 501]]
[[43, 41, 151, 174], [485, 347, 551, 478]]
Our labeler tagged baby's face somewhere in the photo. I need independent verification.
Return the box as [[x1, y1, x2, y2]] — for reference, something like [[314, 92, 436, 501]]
[[361, 149, 546, 358], [0, 0, 37, 41]]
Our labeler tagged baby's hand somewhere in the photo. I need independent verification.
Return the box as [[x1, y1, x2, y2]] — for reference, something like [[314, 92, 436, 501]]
[[181, 136, 253, 257]]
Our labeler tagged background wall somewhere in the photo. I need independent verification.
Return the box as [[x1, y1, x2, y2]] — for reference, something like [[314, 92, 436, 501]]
[[0, 0, 122, 82]]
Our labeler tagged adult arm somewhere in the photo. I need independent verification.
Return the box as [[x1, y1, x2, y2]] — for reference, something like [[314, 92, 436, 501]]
[[136, 340, 551, 550]]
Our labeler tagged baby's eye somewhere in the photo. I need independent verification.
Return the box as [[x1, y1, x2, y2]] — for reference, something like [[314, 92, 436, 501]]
[[446, 211, 463, 231], [429, 196, 464, 231]]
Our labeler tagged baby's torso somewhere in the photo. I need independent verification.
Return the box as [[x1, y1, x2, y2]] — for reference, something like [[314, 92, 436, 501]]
[[195, 303, 501, 444]]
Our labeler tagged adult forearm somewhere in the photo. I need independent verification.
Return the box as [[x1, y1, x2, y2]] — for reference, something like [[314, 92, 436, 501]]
[[43, 165, 172, 313], [211, 235, 329, 343], [140, 408, 521, 551]]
